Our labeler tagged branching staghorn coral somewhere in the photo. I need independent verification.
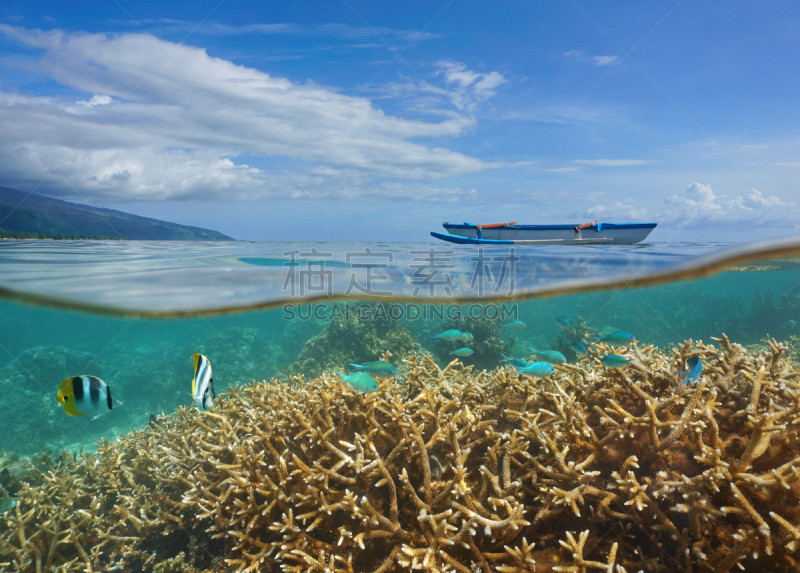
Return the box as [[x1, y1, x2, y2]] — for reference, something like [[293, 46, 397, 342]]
[[1, 334, 800, 571]]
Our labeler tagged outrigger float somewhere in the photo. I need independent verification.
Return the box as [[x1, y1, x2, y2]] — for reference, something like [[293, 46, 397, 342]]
[[431, 220, 657, 245]]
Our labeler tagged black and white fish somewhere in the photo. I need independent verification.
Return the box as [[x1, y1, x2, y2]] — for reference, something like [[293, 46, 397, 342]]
[[191, 353, 215, 410], [57, 375, 119, 419]]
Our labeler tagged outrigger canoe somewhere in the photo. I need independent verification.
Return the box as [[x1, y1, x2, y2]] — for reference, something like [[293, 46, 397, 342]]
[[431, 221, 656, 245]]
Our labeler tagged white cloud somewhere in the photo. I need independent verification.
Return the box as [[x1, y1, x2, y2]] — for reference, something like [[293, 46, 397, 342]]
[[663, 182, 797, 226], [145, 20, 442, 44], [585, 201, 649, 220], [564, 50, 619, 67], [591, 55, 618, 66], [431, 61, 507, 113], [579, 183, 799, 229], [745, 188, 788, 208], [573, 159, 660, 167], [75, 94, 113, 108], [0, 25, 503, 202]]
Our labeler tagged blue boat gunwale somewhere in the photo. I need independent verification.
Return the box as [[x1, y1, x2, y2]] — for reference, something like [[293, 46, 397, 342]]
[[443, 222, 658, 231], [430, 231, 614, 245]]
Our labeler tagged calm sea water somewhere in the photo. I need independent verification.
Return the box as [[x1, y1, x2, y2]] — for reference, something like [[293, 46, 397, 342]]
[[0, 237, 799, 456], [2, 237, 800, 571]]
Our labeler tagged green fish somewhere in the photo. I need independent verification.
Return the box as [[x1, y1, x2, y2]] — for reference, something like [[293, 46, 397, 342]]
[[0, 498, 16, 514], [516, 361, 555, 378], [601, 354, 630, 368], [500, 320, 526, 330], [451, 348, 473, 357], [458, 332, 474, 341], [334, 371, 380, 393], [555, 317, 571, 328], [501, 354, 530, 368], [679, 356, 702, 385], [528, 347, 566, 364], [431, 329, 464, 341], [596, 331, 636, 346], [347, 361, 398, 377]]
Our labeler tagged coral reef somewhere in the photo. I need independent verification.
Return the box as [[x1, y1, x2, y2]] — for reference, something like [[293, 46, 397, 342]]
[[2, 335, 800, 571], [432, 313, 512, 370], [552, 316, 598, 362], [284, 303, 423, 379]]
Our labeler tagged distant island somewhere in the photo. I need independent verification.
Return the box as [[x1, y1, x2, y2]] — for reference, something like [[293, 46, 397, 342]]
[[0, 186, 235, 241]]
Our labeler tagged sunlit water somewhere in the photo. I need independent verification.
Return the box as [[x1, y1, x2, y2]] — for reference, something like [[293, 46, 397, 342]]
[[0, 237, 797, 457], [1, 236, 800, 570]]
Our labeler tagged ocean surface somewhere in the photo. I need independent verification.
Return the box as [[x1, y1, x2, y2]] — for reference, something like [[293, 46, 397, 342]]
[[0, 237, 798, 452], [1, 236, 800, 572]]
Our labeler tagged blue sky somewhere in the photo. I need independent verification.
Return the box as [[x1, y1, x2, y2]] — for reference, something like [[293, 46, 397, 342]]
[[0, 1, 798, 241]]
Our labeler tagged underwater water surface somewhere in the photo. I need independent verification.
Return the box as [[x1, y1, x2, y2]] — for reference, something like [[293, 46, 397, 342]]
[[1, 237, 800, 572]]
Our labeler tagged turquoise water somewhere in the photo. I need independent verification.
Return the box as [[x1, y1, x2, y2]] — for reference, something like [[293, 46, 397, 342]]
[[0, 238, 798, 455], [1, 237, 800, 571]]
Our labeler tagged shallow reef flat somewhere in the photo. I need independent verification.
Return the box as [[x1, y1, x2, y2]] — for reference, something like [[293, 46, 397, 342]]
[[2, 337, 800, 572]]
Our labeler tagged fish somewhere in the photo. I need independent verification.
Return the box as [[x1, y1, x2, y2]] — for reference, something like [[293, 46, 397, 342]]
[[596, 331, 636, 346], [572, 341, 587, 355], [555, 317, 571, 328], [347, 360, 398, 377], [458, 332, 474, 341], [516, 361, 555, 378], [679, 356, 702, 385], [429, 455, 445, 479], [191, 353, 215, 410], [528, 346, 566, 364], [430, 329, 464, 341], [0, 497, 16, 514], [57, 376, 117, 419], [451, 348, 474, 357], [500, 320, 526, 330], [501, 354, 531, 368], [334, 371, 380, 394], [601, 354, 630, 368]]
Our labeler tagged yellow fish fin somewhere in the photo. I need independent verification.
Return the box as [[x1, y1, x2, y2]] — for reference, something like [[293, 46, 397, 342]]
[[62, 396, 85, 417], [192, 353, 201, 395]]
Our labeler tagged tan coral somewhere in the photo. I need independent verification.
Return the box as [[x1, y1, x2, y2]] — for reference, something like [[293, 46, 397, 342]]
[[1, 337, 800, 572]]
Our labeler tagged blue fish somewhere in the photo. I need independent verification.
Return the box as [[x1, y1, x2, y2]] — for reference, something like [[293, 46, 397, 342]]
[[572, 341, 587, 355], [501, 354, 531, 368], [601, 354, 630, 368], [555, 317, 571, 328], [347, 361, 397, 377], [431, 329, 464, 341], [0, 498, 16, 514], [500, 320, 526, 330], [451, 348, 474, 357], [596, 331, 636, 346], [334, 371, 380, 393], [516, 361, 555, 378], [679, 356, 702, 385], [528, 347, 566, 364]]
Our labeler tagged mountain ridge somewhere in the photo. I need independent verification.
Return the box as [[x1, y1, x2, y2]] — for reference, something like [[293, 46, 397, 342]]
[[0, 186, 235, 241]]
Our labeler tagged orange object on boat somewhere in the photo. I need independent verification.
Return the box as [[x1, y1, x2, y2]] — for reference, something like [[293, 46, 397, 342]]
[[573, 220, 599, 232], [475, 222, 516, 229]]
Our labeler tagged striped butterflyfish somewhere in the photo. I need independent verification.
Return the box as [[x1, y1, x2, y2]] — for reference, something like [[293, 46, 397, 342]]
[[191, 353, 215, 410], [57, 376, 114, 417]]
